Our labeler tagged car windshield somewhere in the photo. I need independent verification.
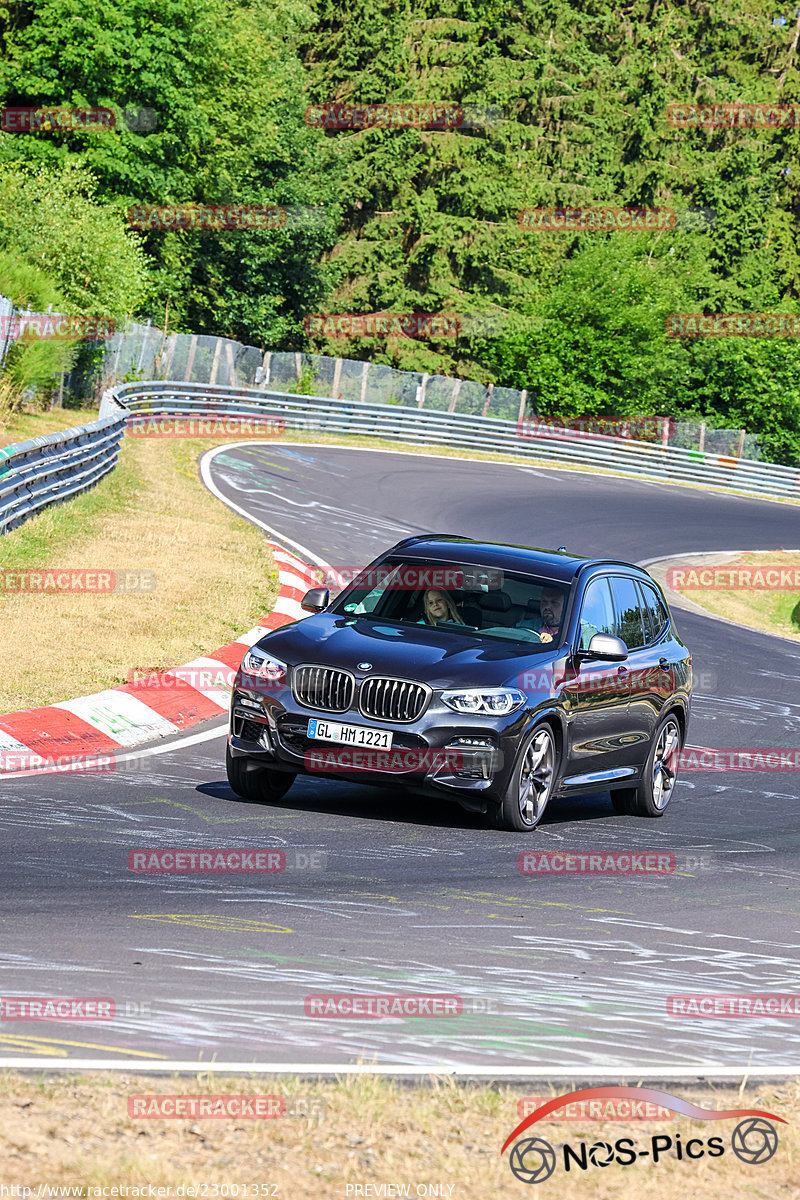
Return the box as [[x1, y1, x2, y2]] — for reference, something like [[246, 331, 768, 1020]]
[[330, 558, 568, 647]]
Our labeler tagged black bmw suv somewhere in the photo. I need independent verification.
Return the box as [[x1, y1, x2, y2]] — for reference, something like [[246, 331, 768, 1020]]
[[227, 536, 692, 831]]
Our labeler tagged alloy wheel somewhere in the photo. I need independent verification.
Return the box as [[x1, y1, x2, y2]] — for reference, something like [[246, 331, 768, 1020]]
[[652, 718, 680, 810], [518, 728, 555, 826]]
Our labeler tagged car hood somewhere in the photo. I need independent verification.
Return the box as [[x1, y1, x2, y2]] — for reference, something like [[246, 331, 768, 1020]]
[[254, 612, 561, 689]]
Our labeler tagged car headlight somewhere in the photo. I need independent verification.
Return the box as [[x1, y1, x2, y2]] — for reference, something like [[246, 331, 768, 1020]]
[[440, 688, 526, 715], [240, 648, 287, 686]]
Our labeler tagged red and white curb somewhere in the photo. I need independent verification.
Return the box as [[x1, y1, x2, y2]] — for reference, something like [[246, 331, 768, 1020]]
[[0, 544, 319, 773]]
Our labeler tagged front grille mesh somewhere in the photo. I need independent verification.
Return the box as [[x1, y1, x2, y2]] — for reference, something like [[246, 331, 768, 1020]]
[[292, 665, 354, 712], [359, 677, 427, 723], [233, 715, 269, 744]]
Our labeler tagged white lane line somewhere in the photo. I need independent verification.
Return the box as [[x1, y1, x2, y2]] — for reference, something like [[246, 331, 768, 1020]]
[[0, 1058, 796, 1077], [199, 444, 330, 567], [109, 723, 228, 765]]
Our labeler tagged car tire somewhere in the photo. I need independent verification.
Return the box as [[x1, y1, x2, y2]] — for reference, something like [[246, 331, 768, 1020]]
[[226, 745, 296, 803], [493, 723, 558, 832], [611, 713, 682, 818]]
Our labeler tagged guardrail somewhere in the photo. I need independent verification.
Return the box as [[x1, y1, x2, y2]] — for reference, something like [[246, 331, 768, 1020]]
[[105, 380, 800, 503], [94, 322, 761, 460], [0, 413, 125, 535]]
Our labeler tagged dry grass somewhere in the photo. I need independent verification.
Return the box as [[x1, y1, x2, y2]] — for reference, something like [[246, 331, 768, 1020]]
[[0, 1072, 797, 1196], [669, 550, 800, 642], [0, 434, 278, 711]]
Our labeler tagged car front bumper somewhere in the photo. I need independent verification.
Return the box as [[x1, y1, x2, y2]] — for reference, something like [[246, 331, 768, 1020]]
[[228, 685, 529, 812]]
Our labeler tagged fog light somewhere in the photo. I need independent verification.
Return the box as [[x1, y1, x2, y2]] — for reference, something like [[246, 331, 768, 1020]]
[[441, 739, 496, 780]]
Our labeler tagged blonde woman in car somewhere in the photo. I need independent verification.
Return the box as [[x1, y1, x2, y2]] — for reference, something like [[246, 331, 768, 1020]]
[[422, 589, 465, 626]]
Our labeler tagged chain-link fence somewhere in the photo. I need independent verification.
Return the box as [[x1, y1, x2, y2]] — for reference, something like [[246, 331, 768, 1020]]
[[670, 420, 760, 460], [18, 314, 758, 461], [93, 323, 532, 421]]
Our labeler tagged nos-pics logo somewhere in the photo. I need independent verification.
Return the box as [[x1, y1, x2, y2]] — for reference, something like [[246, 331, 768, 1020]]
[[501, 1086, 784, 1183]]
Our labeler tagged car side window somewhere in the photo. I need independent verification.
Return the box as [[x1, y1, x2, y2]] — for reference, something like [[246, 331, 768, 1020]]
[[638, 581, 669, 644], [610, 576, 646, 650], [578, 577, 616, 650]]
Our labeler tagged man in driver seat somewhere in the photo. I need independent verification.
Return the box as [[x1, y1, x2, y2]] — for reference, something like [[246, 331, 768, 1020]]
[[516, 585, 565, 643]]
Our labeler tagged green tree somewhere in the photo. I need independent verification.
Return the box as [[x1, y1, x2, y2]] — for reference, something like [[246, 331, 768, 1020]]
[[0, 0, 337, 344], [0, 250, 75, 405], [0, 161, 149, 315]]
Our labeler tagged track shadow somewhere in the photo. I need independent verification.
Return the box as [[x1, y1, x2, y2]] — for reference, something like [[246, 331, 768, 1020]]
[[196, 777, 620, 833]]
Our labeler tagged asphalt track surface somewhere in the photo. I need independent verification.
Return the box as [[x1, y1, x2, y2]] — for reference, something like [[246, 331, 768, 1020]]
[[2, 444, 800, 1073]]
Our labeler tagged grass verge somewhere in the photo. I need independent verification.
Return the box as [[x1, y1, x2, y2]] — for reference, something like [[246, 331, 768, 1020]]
[[0, 433, 278, 712], [0, 1072, 797, 1196], [669, 550, 800, 642], [0, 405, 102, 446]]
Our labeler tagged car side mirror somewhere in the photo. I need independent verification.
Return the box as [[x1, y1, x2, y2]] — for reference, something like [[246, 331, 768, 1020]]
[[301, 587, 330, 613], [581, 633, 628, 662]]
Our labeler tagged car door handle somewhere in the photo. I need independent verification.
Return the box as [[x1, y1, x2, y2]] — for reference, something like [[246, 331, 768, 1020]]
[[658, 657, 671, 671], [617, 665, 628, 675]]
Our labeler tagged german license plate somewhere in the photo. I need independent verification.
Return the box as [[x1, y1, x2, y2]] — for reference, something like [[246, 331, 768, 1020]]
[[307, 719, 393, 749]]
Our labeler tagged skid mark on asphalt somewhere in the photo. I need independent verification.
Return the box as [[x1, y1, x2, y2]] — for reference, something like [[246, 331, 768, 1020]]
[[212, 455, 418, 549], [1, 933, 797, 1063], [124, 797, 294, 825], [52, 943, 779, 1064], [580, 914, 800, 949]]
